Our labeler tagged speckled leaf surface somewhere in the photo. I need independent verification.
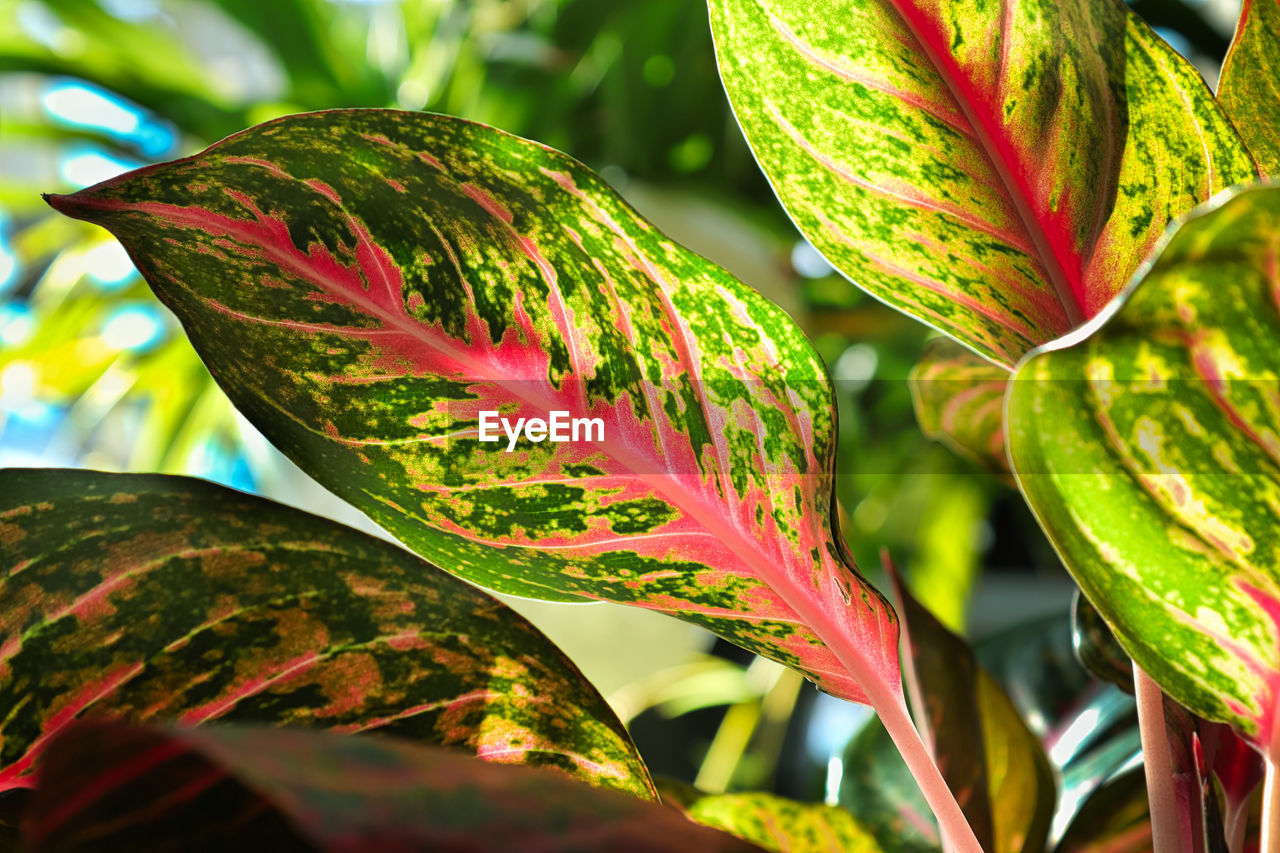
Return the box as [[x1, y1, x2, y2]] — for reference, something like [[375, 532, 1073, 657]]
[[1008, 185, 1280, 754], [24, 721, 762, 853], [909, 339, 1011, 474], [0, 468, 652, 798], [678, 791, 883, 852], [709, 0, 1255, 367], [1220, 0, 1280, 176], [44, 110, 900, 709]]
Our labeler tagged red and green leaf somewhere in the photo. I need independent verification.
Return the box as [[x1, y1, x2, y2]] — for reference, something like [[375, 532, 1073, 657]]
[[709, 0, 1256, 367], [43, 109, 897, 710], [0, 468, 652, 798], [909, 339, 1012, 475], [23, 721, 761, 852], [1006, 185, 1280, 757], [1220, 0, 1280, 176]]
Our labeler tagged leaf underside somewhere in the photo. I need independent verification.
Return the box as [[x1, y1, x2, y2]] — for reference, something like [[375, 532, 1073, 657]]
[[1008, 185, 1280, 753], [710, 0, 1254, 366], [24, 721, 762, 852], [45, 109, 900, 707], [0, 468, 652, 798]]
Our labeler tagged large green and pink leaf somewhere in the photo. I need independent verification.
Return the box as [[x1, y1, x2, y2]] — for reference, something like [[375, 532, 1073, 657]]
[[709, 0, 1255, 367], [1007, 185, 1280, 755], [0, 468, 652, 798], [1219, 0, 1280, 176], [43, 109, 897, 709], [23, 721, 761, 852]]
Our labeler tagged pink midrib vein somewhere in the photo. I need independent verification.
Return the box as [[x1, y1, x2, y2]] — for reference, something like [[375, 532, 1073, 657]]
[[877, 0, 1091, 328], [51, 189, 898, 700]]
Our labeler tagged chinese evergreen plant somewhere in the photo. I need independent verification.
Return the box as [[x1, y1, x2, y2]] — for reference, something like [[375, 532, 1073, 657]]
[[2, 0, 1280, 850]]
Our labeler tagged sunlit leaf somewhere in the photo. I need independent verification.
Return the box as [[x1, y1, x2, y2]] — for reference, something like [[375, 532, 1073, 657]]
[[0, 468, 653, 798], [1007, 185, 1280, 754], [678, 790, 883, 852], [1220, 0, 1280, 176], [24, 721, 759, 852], [44, 109, 901, 713], [709, 0, 1255, 366]]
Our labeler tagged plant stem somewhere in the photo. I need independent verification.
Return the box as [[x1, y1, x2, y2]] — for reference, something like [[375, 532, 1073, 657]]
[[1263, 755, 1280, 853], [869, 682, 985, 853], [1225, 798, 1248, 853], [1134, 666, 1181, 853]]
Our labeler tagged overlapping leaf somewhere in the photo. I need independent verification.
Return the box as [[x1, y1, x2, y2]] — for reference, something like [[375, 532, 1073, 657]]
[[0, 468, 652, 797], [1220, 0, 1280, 176], [909, 339, 1011, 475], [1007, 185, 1280, 754], [889, 562, 1054, 853], [677, 791, 883, 852], [709, 0, 1255, 366], [44, 109, 900, 709], [24, 721, 761, 852]]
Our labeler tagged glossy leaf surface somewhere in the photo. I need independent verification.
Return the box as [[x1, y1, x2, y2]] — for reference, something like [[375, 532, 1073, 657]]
[[710, 0, 1255, 366], [0, 468, 652, 798], [890, 563, 1054, 853], [45, 109, 899, 708], [24, 721, 760, 852], [909, 339, 1011, 474], [1220, 0, 1280, 176], [1008, 185, 1280, 753], [679, 791, 882, 852], [840, 719, 941, 853]]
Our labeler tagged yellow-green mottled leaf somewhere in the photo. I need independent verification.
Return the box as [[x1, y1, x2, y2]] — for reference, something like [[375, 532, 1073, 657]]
[[710, 0, 1256, 367], [1220, 0, 1280, 176], [0, 468, 653, 799], [681, 791, 883, 852], [1008, 184, 1280, 755]]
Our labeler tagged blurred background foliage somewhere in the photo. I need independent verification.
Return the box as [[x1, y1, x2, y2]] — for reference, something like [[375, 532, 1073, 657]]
[[0, 0, 1243, 823]]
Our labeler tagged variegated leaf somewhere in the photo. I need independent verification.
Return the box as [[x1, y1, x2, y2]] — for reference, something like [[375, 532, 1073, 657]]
[[0, 468, 653, 798], [1007, 185, 1280, 753], [43, 110, 898, 709], [25, 721, 761, 852], [709, 0, 1256, 367], [678, 791, 883, 852], [1220, 0, 1280, 176], [909, 339, 1012, 475]]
